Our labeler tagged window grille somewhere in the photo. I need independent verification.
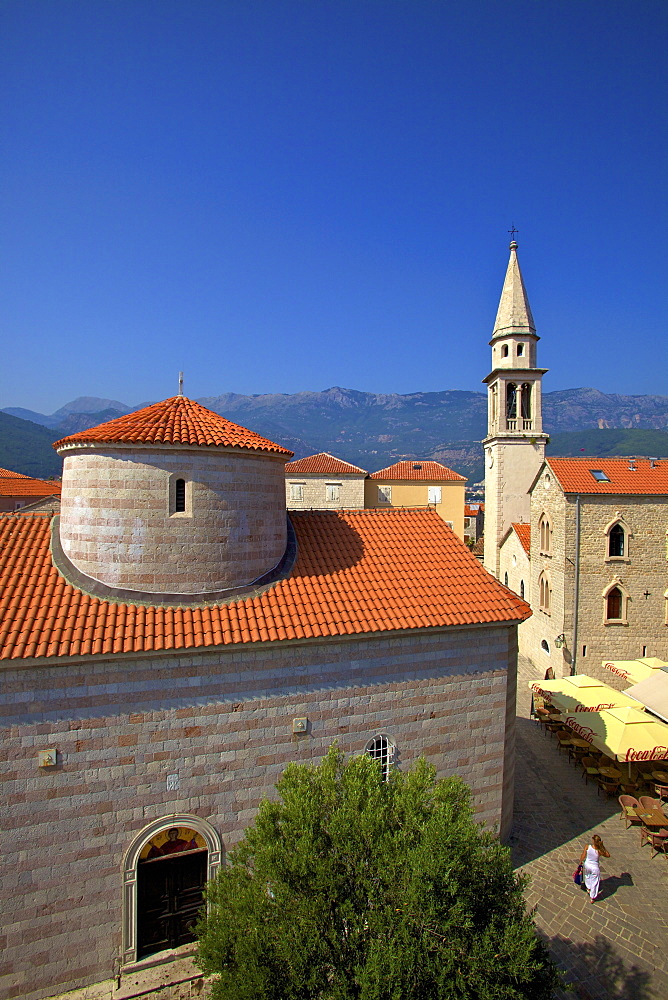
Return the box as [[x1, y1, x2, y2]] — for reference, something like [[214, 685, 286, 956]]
[[365, 735, 394, 781]]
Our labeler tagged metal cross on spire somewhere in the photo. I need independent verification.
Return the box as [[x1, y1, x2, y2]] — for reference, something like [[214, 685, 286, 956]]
[[508, 224, 518, 242]]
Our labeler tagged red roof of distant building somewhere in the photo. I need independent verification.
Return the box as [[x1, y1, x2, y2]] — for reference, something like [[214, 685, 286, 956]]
[[369, 461, 466, 482], [546, 457, 668, 495], [0, 508, 529, 661], [53, 396, 293, 456], [285, 452, 367, 475], [465, 503, 484, 516], [512, 523, 531, 554], [0, 468, 30, 479], [0, 469, 61, 498]]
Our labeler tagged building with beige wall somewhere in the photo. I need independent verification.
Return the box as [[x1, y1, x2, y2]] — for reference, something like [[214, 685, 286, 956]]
[[285, 452, 366, 509], [0, 467, 61, 512], [365, 460, 466, 540], [0, 395, 529, 1000], [521, 456, 668, 681]]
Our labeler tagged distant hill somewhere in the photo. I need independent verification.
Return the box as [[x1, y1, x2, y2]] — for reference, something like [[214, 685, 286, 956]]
[[0, 412, 62, 478], [2, 387, 667, 482], [547, 429, 668, 459]]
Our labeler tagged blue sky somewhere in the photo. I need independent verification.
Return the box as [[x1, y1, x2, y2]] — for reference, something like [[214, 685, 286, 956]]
[[1, 0, 666, 414]]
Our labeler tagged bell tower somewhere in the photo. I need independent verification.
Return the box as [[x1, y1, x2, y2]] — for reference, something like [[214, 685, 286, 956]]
[[483, 239, 548, 577]]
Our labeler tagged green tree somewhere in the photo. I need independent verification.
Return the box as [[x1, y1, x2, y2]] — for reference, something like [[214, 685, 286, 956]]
[[197, 747, 560, 1000]]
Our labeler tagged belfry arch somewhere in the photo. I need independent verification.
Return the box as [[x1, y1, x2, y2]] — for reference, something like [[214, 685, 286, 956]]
[[121, 814, 223, 965]]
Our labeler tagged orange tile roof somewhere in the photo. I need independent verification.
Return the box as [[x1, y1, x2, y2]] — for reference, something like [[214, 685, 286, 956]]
[[0, 473, 61, 498], [285, 452, 367, 475], [0, 509, 530, 662], [512, 523, 531, 554], [370, 460, 466, 482], [53, 396, 293, 455], [546, 457, 668, 495], [0, 468, 30, 479], [465, 503, 484, 516]]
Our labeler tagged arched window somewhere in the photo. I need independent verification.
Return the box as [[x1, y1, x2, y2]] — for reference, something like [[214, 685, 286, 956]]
[[175, 479, 186, 513], [517, 343, 524, 357], [608, 523, 625, 558], [521, 383, 532, 419], [520, 579, 525, 599], [539, 572, 551, 614], [541, 639, 550, 654], [365, 735, 394, 781], [539, 515, 552, 555], [506, 383, 517, 419], [502, 344, 509, 357], [504, 571, 509, 586], [606, 587, 622, 620]]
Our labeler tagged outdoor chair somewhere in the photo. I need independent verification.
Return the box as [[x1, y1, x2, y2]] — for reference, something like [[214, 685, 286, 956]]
[[653, 783, 668, 804], [579, 756, 600, 785], [639, 795, 661, 811], [596, 774, 620, 798], [555, 731, 573, 755], [640, 827, 668, 859], [618, 794, 642, 830]]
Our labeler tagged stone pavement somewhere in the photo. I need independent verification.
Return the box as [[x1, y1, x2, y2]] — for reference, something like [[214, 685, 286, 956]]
[[511, 657, 668, 1000]]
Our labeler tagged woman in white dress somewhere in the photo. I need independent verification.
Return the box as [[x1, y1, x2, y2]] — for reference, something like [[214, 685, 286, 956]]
[[578, 834, 610, 903]]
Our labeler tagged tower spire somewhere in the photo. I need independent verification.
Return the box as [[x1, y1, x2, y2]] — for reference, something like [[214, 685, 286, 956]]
[[491, 240, 536, 339]]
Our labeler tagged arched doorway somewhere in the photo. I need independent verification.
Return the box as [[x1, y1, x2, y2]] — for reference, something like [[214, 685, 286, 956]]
[[122, 815, 223, 966]]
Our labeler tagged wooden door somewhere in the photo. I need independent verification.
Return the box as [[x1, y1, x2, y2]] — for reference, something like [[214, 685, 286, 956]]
[[137, 850, 207, 959]]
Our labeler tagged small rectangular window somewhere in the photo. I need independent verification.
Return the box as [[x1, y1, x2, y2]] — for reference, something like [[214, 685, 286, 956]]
[[582, 645, 587, 657], [290, 483, 304, 501], [326, 483, 341, 502], [377, 485, 392, 503], [428, 486, 442, 504]]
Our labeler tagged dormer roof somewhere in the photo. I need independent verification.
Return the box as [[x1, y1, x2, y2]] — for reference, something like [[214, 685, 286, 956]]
[[285, 453, 367, 475], [53, 395, 293, 456], [491, 242, 536, 340]]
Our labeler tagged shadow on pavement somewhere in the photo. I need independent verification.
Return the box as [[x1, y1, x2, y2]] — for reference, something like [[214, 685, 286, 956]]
[[510, 716, 618, 865], [547, 932, 653, 1000]]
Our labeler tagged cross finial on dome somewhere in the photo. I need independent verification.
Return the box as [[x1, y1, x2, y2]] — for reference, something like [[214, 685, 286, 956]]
[[178, 371, 184, 396], [508, 224, 518, 250]]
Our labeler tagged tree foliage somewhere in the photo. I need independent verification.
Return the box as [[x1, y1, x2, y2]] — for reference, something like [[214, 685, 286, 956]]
[[196, 747, 560, 1000]]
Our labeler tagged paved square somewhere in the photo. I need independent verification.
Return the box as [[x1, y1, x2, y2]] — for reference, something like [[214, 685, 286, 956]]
[[512, 657, 668, 999]]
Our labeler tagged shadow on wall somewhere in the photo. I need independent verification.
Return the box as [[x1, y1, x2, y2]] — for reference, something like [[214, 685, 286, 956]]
[[509, 715, 618, 865], [546, 931, 653, 1000]]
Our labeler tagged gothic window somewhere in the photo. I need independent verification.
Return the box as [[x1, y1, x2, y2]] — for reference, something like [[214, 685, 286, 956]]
[[603, 582, 628, 624], [608, 523, 625, 558], [365, 735, 394, 781], [520, 579, 525, 599], [504, 571, 509, 587], [539, 515, 552, 555], [506, 383, 517, 419], [538, 572, 552, 614]]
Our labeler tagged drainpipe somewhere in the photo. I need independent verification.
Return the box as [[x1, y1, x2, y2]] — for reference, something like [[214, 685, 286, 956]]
[[571, 494, 581, 676]]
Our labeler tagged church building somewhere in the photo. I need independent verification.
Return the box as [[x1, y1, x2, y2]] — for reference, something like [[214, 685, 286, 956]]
[[1, 394, 529, 1000], [485, 242, 668, 680]]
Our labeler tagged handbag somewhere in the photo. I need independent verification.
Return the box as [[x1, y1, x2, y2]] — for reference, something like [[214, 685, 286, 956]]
[[572, 863, 583, 886]]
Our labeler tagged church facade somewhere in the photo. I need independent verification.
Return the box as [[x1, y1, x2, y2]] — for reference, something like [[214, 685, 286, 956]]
[[1, 396, 528, 1000]]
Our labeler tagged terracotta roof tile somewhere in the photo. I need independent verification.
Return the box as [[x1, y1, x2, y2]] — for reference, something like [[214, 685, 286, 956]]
[[512, 522, 531, 553], [0, 509, 529, 661], [465, 503, 484, 516], [546, 457, 668, 495], [369, 460, 466, 482], [0, 472, 61, 498], [285, 453, 367, 475], [53, 396, 293, 455]]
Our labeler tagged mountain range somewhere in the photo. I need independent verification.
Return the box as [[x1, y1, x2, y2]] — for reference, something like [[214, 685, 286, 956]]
[[3, 386, 668, 483]]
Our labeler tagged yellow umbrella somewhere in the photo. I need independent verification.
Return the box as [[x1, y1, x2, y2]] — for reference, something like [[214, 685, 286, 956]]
[[528, 674, 642, 714], [602, 657, 667, 685], [563, 705, 668, 763]]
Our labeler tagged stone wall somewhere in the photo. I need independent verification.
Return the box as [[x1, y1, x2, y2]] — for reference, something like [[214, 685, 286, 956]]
[[58, 446, 288, 595], [1, 622, 517, 1000], [285, 474, 365, 509]]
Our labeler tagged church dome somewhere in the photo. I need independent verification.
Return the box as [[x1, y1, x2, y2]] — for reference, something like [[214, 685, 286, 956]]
[[54, 396, 293, 600]]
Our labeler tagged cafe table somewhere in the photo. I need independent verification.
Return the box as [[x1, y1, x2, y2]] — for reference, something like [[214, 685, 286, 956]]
[[651, 770, 668, 783], [635, 807, 668, 829], [569, 738, 593, 749], [598, 765, 623, 779]]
